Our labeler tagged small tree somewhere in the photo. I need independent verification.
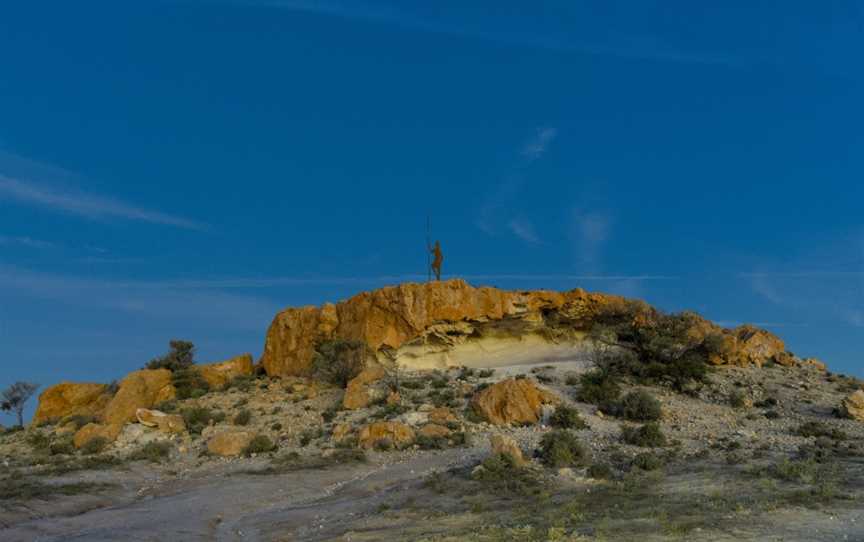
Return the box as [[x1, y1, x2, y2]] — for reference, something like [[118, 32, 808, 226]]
[[1, 381, 39, 427], [146, 340, 196, 371], [311, 339, 369, 388]]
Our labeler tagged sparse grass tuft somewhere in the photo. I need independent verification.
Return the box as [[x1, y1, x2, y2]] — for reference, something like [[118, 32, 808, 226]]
[[233, 409, 252, 426], [80, 436, 109, 455], [548, 405, 588, 430], [244, 435, 276, 456], [130, 441, 173, 463], [473, 453, 540, 496]]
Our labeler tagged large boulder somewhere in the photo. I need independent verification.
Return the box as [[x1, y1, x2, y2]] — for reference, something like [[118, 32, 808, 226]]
[[207, 431, 255, 456], [103, 369, 176, 427], [357, 421, 416, 450], [342, 365, 387, 410], [33, 382, 111, 425], [198, 354, 254, 389], [470, 378, 559, 426], [136, 408, 186, 434], [840, 390, 864, 422]]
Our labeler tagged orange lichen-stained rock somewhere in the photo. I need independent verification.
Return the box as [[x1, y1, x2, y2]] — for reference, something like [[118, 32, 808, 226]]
[[103, 369, 176, 428], [428, 407, 459, 426], [207, 431, 255, 457], [840, 390, 864, 422], [73, 422, 122, 449], [260, 279, 629, 377], [470, 378, 559, 426], [32, 382, 111, 425], [733, 325, 786, 367], [489, 434, 527, 466], [418, 423, 451, 439], [198, 354, 254, 389], [357, 421, 416, 450], [343, 364, 388, 410]]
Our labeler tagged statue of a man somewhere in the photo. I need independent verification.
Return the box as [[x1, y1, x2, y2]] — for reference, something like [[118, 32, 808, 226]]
[[430, 240, 443, 281]]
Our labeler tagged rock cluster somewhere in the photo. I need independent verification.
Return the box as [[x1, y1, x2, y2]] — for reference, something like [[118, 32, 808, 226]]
[[470, 378, 559, 426]]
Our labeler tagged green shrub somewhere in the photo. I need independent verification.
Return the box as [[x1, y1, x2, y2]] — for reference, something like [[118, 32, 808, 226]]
[[632, 452, 663, 471], [430, 377, 449, 389], [311, 339, 369, 388], [417, 434, 448, 450], [130, 441, 173, 463], [271, 422, 283, 431], [473, 453, 539, 496], [172, 367, 210, 400], [621, 422, 667, 448], [182, 407, 224, 435], [80, 436, 109, 455], [729, 390, 748, 409], [145, 339, 195, 371], [233, 409, 252, 426], [225, 375, 256, 392], [549, 405, 588, 430], [614, 390, 663, 422], [576, 370, 621, 407], [429, 389, 458, 408], [244, 435, 276, 456], [154, 400, 178, 413], [794, 421, 847, 441], [49, 437, 75, 456], [478, 369, 495, 378], [321, 408, 337, 423], [587, 463, 613, 479], [538, 430, 590, 468], [25, 431, 51, 453]]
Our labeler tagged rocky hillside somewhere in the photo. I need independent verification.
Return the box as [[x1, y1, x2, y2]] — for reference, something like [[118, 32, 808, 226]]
[[2, 280, 864, 541]]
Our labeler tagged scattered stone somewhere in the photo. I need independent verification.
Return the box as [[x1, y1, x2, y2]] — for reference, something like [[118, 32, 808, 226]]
[[357, 421, 415, 449]]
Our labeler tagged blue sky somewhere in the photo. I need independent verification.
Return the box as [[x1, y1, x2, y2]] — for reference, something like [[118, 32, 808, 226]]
[[2, 1, 863, 422]]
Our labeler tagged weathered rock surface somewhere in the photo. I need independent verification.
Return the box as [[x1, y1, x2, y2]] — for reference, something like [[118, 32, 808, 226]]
[[342, 365, 387, 410], [260, 279, 789, 377], [418, 423, 451, 439], [33, 382, 111, 425], [428, 407, 459, 426], [104, 369, 176, 428], [357, 421, 416, 449], [207, 431, 255, 456], [841, 390, 864, 422], [198, 354, 254, 389], [489, 434, 527, 466], [470, 378, 559, 426], [136, 408, 187, 434], [73, 422, 122, 449]]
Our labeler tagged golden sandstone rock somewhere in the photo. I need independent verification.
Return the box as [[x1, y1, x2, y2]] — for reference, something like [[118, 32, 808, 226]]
[[136, 408, 187, 434], [32, 382, 111, 425], [73, 422, 122, 449], [198, 354, 254, 389], [418, 423, 451, 439], [841, 390, 864, 422], [357, 421, 416, 449], [259, 279, 790, 378], [428, 407, 459, 425], [470, 378, 559, 426], [207, 431, 255, 456], [104, 369, 176, 427], [343, 365, 387, 410], [489, 434, 527, 466]]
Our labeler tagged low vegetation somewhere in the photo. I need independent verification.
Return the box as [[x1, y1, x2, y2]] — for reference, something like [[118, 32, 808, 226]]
[[311, 339, 369, 387], [537, 430, 590, 468], [621, 422, 667, 447], [130, 441, 173, 463], [548, 405, 588, 429], [145, 339, 196, 372]]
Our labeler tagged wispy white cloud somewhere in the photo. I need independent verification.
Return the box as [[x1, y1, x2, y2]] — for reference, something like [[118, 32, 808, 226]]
[[0, 235, 54, 249], [0, 175, 207, 230], [507, 217, 540, 244], [231, 1, 742, 67], [569, 208, 612, 270], [521, 127, 557, 161]]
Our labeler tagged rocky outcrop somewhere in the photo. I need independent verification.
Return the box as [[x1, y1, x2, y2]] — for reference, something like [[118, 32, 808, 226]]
[[73, 422, 122, 449], [136, 408, 187, 434], [260, 279, 790, 378], [428, 407, 459, 426], [470, 378, 559, 426], [199, 354, 254, 389], [489, 434, 527, 466], [207, 431, 255, 456], [343, 365, 387, 410], [33, 382, 112, 425], [841, 390, 864, 422], [357, 421, 416, 449], [261, 279, 628, 377]]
